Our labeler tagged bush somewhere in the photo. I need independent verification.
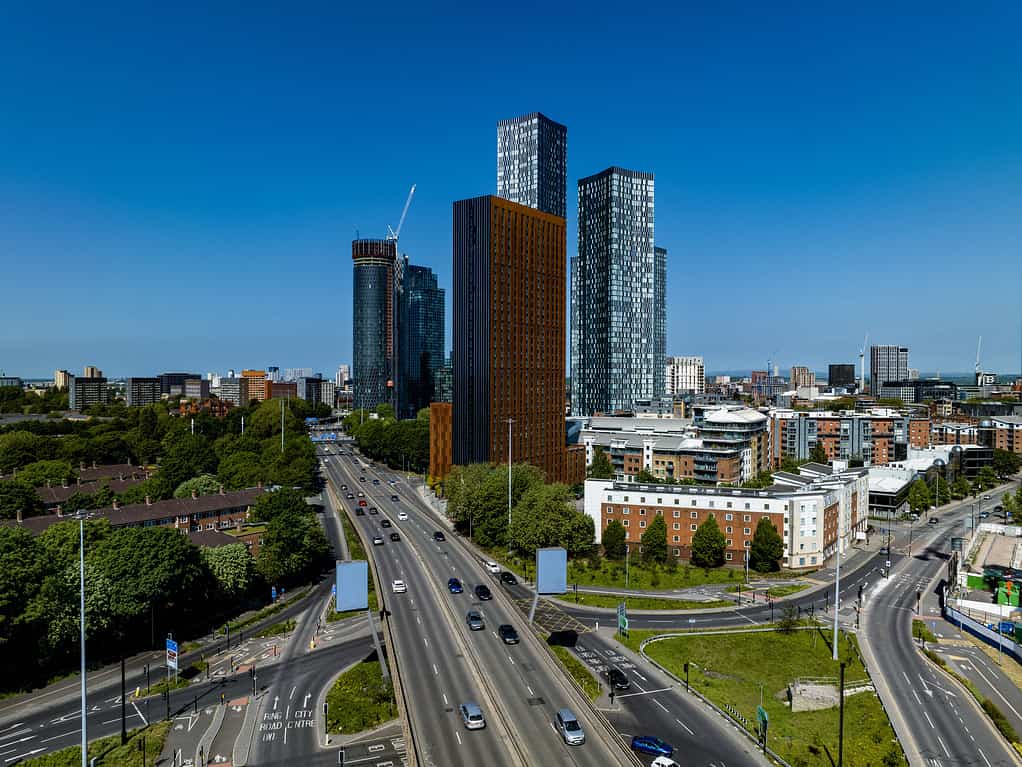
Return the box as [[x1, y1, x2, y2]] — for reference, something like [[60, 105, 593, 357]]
[[982, 699, 1020, 743]]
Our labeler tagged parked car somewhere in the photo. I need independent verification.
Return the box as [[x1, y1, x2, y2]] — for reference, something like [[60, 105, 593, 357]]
[[359, 476, 366, 482], [498, 624, 519, 644], [389, 532, 401, 542], [555, 708, 585, 746], [372, 536, 384, 546], [459, 703, 485, 730], [391, 579, 406, 593], [499, 571, 518, 586], [631, 736, 674, 757], [466, 610, 485, 630], [448, 578, 464, 594], [433, 531, 446, 542], [605, 667, 630, 690], [474, 584, 493, 601]]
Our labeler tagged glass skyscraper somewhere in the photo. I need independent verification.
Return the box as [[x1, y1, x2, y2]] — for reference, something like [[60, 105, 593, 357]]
[[571, 167, 662, 416], [497, 112, 567, 219], [398, 257, 445, 418], [352, 239, 397, 411]]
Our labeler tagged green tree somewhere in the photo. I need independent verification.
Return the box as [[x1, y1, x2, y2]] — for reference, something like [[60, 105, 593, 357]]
[[251, 488, 308, 523], [992, 449, 1021, 479], [907, 479, 931, 514], [508, 483, 576, 553], [741, 471, 775, 489], [976, 466, 998, 491], [690, 516, 725, 568], [749, 517, 784, 572], [159, 433, 217, 488], [0, 479, 43, 519], [634, 468, 658, 483], [201, 543, 256, 599], [0, 431, 52, 473], [173, 473, 222, 498], [1001, 493, 1018, 519], [217, 451, 265, 490], [587, 447, 615, 479], [779, 456, 802, 473], [602, 519, 627, 559], [808, 444, 828, 464], [951, 475, 972, 500], [929, 475, 951, 506], [14, 460, 76, 487], [640, 515, 668, 564], [257, 509, 330, 586]]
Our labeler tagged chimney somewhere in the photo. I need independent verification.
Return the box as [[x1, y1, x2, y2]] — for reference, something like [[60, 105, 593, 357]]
[[46, 479, 51, 488], [62, 478, 68, 488], [92, 460, 97, 469], [191, 489, 198, 500], [16, 510, 22, 524], [145, 495, 152, 506], [112, 499, 120, 510], [219, 484, 225, 495]]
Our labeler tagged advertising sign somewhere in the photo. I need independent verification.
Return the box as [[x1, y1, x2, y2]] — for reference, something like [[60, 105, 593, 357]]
[[617, 602, 629, 637], [536, 547, 567, 595], [336, 561, 369, 612], [166, 637, 179, 671]]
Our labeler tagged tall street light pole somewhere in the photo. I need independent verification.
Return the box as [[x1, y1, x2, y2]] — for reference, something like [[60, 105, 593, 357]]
[[507, 418, 514, 555], [832, 519, 842, 661], [76, 511, 90, 767]]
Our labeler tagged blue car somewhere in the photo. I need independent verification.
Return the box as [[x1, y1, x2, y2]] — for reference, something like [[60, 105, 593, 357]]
[[631, 736, 673, 757], [448, 578, 464, 594]]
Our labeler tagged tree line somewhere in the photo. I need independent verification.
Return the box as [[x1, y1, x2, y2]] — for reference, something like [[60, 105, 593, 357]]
[[342, 405, 429, 473], [0, 385, 69, 415]]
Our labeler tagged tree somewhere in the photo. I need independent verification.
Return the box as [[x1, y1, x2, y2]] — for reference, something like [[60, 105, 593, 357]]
[[777, 603, 799, 633], [173, 473, 222, 499], [14, 460, 76, 488], [0, 479, 43, 519], [217, 451, 265, 490], [976, 466, 998, 492], [508, 483, 590, 555], [690, 516, 725, 568], [602, 519, 627, 559], [202, 543, 256, 599], [0, 431, 52, 473], [779, 456, 802, 473], [808, 444, 829, 464], [587, 447, 614, 480], [159, 433, 217, 489], [907, 479, 931, 514], [251, 488, 308, 523], [635, 468, 658, 484], [992, 449, 1021, 479], [257, 509, 330, 586], [640, 515, 668, 564], [750, 517, 784, 573], [951, 475, 972, 500], [741, 471, 775, 489]]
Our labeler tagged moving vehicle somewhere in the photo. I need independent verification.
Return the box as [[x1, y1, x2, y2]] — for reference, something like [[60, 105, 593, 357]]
[[359, 500, 367, 507], [498, 624, 519, 644], [631, 736, 673, 757], [433, 531, 446, 542], [460, 703, 485, 730], [555, 708, 585, 746], [929, 517, 939, 525], [357, 491, 365, 497], [499, 571, 518, 586], [397, 511, 408, 521], [340, 484, 348, 491], [369, 507, 378, 515], [372, 536, 384, 546], [381, 519, 392, 528], [391, 494, 399, 501], [359, 476, 366, 482], [448, 578, 464, 594], [484, 561, 500, 574], [474, 584, 493, 601], [389, 532, 401, 542], [605, 667, 630, 690], [466, 610, 485, 630], [373, 479, 380, 485], [355, 508, 365, 516], [651, 758, 680, 767], [392, 579, 406, 593], [346, 493, 355, 499]]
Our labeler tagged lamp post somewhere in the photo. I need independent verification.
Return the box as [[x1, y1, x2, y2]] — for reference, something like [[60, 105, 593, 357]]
[[507, 417, 514, 555], [625, 544, 630, 590], [75, 510, 92, 767]]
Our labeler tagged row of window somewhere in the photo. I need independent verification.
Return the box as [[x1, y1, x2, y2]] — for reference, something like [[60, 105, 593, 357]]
[[608, 494, 772, 511], [607, 506, 761, 523]]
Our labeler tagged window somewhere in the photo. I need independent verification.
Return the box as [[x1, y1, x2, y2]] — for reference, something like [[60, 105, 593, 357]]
[[708, 501, 714, 508], [657, 498, 662, 504], [726, 501, 733, 509], [725, 526, 733, 534], [725, 513, 733, 521], [606, 506, 614, 514], [744, 527, 751, 535], [744, 514, 751, 522], [639, 520, 646, 528], [622, 520, 629, 527], [673, 522, 680, 530], [744, 540, 751, 547], [672, 511, 680, 518], [799, 557, 805, 566], [674, 499, 680, 505], [726, 538, 733, 546], [639, 508, 646, 516], [691, 524, 698, 531], [764, 504, 770, 510], [623, 508, 630, 514], [725, 552, 733, 561], [623, 496, 629, 502], [672, 535, 680, 543], [745, 502, 750, 510], [640, 497, 646, 503], [673, 548, 680, 556], [691, 499, 697, 506], [690, 511, 698, 519]]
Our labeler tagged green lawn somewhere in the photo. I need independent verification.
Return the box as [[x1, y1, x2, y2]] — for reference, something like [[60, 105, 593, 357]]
[[626, 628, 905, 767], [767, 583, 810, 598], [20, 721, 171, 767], [550, 645, 601, 701], [553, 593, 731, 610], [325, 660, 396, 734], [912, 620, 937, 644], [566, 558, 785, 590]]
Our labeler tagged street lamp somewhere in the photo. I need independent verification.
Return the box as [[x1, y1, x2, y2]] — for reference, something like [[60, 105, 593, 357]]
[[507, 417, 514, 555], [625, 544, 630, 590], [74, 510, 94, 767]]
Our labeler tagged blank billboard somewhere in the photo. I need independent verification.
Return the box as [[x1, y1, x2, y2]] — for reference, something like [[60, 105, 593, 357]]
[[336, 561, 368, 612], [536, 547, 567, 595]]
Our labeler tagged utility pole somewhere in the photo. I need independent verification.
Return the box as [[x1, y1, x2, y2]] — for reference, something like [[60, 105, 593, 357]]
[[280, 399, 285, 453], [78, 514, 88, 767], [832, 525, 842, 661], [838, 662, 846, 767], [120, 648, 127, 744], [507, 417, 513, 556]]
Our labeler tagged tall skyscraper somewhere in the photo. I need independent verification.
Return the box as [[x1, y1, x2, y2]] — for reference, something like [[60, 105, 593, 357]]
[[352, 239, 398, 411], [452, 195, 576, 483], [665, 356, 705, 395], [654, 246, 667, 376], [571, 167, 659, 415], [398, 257, 445, 418], [870, 345, 909, 393], [335, 364, 351, 390], [496, 112, 567, 219]]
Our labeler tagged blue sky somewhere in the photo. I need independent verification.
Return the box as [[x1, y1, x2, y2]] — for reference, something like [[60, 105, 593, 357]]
[[1, 3, 1019, 378]]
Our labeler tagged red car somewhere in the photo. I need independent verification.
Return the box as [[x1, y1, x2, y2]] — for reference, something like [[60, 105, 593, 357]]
[[358, 500, 367, 507]]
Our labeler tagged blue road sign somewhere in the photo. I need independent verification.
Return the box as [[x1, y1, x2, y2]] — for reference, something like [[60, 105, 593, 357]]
[[166, 638, 179, 671], [271, 586, 278, 601]]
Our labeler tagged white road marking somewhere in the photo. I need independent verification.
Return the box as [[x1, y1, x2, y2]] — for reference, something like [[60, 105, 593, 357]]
[[423, 637, 429, 648], [675, 717, 695, 735], [923, 711, 935, 729], [289, 685, 296, 699], [433, 664, 439, 676], [912, 691, 922, 705], [978, 747, 992, 767], [443, 693, 448, 705], [455, 731, 462, 745], [527, 686, 535, 696], [508, 656, 514, 665], [653, 700, 670, 713], [936, 736, 950, 758], [0, 729, 30, 744]]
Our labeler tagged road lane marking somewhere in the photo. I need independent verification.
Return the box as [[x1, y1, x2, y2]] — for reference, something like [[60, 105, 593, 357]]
[[923, 711, 935, 729], [978, 747, 992, 767], [675, 717, 694, 735], [0, 729, 30, 743], [433, 664, 439, 676], [443, 693, 448, 705], [507, 656, 514, 665], [936, 736, 950, 758], [40, 730, 78, 744], [527, 686, 535, 696], [653, 700, 670, 713], [289, 686, 296, 700], [455, 731, 462, 745]]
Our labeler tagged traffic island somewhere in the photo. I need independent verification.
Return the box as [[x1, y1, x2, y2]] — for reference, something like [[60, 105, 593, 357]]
[[17, 721, 171, 767], [324, 657, 397, 736]]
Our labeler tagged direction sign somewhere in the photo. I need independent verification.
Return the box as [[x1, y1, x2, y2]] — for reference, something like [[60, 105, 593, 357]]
[[616, 602, 629, 637], [166, 637, 179, 671]]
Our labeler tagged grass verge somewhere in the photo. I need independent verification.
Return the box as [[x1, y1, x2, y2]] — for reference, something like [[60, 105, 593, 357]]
[[912, 620, 937, 644], [218, 586, 309, 636], [549, 645, 601, 701], [325, 659, 396, 734], [327, 510, 379, 621], [767, 583, 810, 598], [255, 619, 296, 638], [629, 627, 905, 767], [553, 593, 731, 610], [20, 721, 171, 766]]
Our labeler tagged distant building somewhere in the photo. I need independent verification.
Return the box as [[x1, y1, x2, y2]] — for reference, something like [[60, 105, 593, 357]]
[[266, 366, 280, 382], [352, 239, 398, 411], [69, 375, 109, 411], [496, 111, 567, 219], [83, 365, 103, 378], [987, 416, 1022, 455], [878, 379, 957, 404], [283, 367, 313, 382], [335, 364, 351, 390], [790, 366, 816, 389], [218, 377, 250, 407], [296, 376, 323, 403], [429, 402, 453, 481], [665, 356, 705, 395], [433, 353, 452, 404], [654, 246, 667, 380], [183, 378, 210, 400], [54, 369, 72, 390], [320, 380, 336, 408], [125, 377, 161, 407], [241, 370, 267, 402], [0, 376, 22, 389], [870, 345, 909, 394], [828, 364, 856, 389], [398, 257, 445, 418], [159, 372, 201, 397], [770, 408, 930, 466], [266, 381, 297, 400]]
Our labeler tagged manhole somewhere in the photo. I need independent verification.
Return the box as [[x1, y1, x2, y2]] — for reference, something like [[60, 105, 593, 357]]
[[527, 697, 546, 706]]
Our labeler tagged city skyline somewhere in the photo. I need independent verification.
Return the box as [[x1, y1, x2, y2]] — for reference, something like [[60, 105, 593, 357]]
[[2, 5, 1020, 377]]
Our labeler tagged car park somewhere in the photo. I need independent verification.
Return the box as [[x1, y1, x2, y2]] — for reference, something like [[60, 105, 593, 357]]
[[466, 610, 484, 630], [605, 667, 630, 690], [484, 561, 500, 574], [498, 624, 519, 644], [372, 536, 384, 546], [448, 578, 464, 594], [397, 512, 408, 521], [390, 532, 401, 542], [631, 736, 674, 757], [499, 571, 518, 586], [459, 703, 485, 730], [433, 531, 446, 542], [392, 579, 406, 593], [555, 708, 585, 746], [381, 519, 392, 528], [474, 584, 492, 601]]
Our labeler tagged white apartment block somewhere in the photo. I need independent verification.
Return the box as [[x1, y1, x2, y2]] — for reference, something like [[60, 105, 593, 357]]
[[665, 356, 705, 395]]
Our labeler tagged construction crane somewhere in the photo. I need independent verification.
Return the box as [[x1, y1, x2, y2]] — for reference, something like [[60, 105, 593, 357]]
[[859, 333, 869, 393], [975, 336, 983, 376], [387, 184, 416, 244]]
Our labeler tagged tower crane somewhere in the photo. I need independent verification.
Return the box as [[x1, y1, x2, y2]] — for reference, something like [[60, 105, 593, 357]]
[[859, 333, 868, 394], [975, 336, 983, 377], [387, 184, 416, 244]]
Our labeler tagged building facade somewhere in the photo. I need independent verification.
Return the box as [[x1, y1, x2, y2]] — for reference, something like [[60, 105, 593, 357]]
[[241, 370, 267, 402], [184, 379, 210, 400], [790, 366, 816, 389], [54, 369, 72, 390], [398, 258, 445, 418], [870, 345, 909, 393], [320, 380, 336, 408], [218, 377, 250, 407], [83, 365, 103, 378], [429, 402, 453, 481], [296, 376, 323, 403], [158, 372, 201, 397], [68, 376, 109, 411], [125, 377, 161, 407], [450, 195, 578, 483], [572, 167, 660, 416], [654, 246, 667, 378], [665, 356, 705, 395], [828, 364, 856, 389], [770, 409, 931, 466], [496, 112, 567, 219], [352, 239, 398, 411]]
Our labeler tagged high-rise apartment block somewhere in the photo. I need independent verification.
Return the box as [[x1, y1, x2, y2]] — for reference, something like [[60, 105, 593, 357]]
[[283, 367, 313, 382], [69, 375, 109, 411], [159, 372, 202, 397], [770, 408, 930, 466], [54, 369, 72, 390], [218, 377, 250, 407], [184, 378, 210, 400], [870, 345, 909, 393], [450, 195, 580, 484], [790, 366, 816, 390], [654, 246, 667, 374], [496, 112, 567, 218], [335, 364, 351, 389], [241, 370, 267, 402], [572, 167, 661, 415], [665, 356, 705, 395], [125, 377, 160, 407], [352, 239, 398, 411], [398, 258, 445, 418], [828, 364, 856, 389], [83, 365, 103, 378], [297, 376, 323, 404], [320, 380, 336, 408]]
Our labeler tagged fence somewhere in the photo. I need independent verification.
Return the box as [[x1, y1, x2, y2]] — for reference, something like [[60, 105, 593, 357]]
[[945, 604, 1022, 665]]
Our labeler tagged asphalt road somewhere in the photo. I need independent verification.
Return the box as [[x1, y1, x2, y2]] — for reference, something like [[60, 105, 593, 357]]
[[322, 448, 638, 767]]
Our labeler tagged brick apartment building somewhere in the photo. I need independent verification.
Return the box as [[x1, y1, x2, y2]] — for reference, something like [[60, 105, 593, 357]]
[[770, 409, 930, 467]]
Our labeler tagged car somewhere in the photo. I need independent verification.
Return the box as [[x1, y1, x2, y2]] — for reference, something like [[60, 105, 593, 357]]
[[355, 508, 365, 516], [397, 512, 408, 521], [357, 491, 365, 498], [390, 532, 401, 542], [499, 571, 518, 586], [433, 531, 446, 542], [651, 758, 680, 767], [391, 494, 399, 501], [448, 577, 464, 594], [555, 708, 585, 746], [498, 624, 519, 644], [368, 507, 378, 515], [466, 610, 485, 630], [474, 584, 492, 601], [484, 561, 500, 574], [340, 484, 348, 491], [359, 476, 366, 482], [631, 736, 674, 757], [346, 493, 355, 499], [358, 500, 367, 507], [928, 517, 939, 525], [391, 579, 406, 593], [373, 479, 380, 485], [459, 702, 485, 730], [372, 536, 384, 546], [605, 667, 630, 690], [381, 519, 392, 528], [980, 511, 991, 519]]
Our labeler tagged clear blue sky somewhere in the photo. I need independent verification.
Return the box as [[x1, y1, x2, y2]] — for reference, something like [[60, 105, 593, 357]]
[[1, 3, 1020, 378]]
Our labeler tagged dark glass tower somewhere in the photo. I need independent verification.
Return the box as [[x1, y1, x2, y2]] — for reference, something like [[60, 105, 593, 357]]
[[655, 245, 667, 386], [497, 112, 567, 219], [398, 257, 445, 418], [352, 239, 397, 411]]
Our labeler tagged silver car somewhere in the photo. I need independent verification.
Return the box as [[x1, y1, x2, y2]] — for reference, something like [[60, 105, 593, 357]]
[[466, 610, 484, 631], [460, 702, 486, 730], [555, 708, 585, 746]]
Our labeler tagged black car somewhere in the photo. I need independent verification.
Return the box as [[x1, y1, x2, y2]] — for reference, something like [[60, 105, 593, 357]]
[[355, 508, 365, 516], [346, 493, 355, 499], [359, 476, 366, 482], [369, 507, 378, 515], [340, 484, 348, 491], [474, 584, 492, 601], [499, 571, 518, 586], [390, 532, 401, 542], [433, 531, 446, 542], [381, 519, 392, 528], [605, 667, 630, 690], [373, 479, 380, 485], [391, 494, 399, 502], [498, 624, 519, 644]]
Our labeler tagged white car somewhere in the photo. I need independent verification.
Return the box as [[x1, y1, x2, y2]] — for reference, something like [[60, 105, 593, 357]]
[[397, 512, 408, 521], [484, 561, 500, 574], [391, 580, 407, 593], [651, 758, 680, 767]]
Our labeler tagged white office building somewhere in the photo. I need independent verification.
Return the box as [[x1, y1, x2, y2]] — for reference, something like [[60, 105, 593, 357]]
[[665, 356, 705, 395]]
